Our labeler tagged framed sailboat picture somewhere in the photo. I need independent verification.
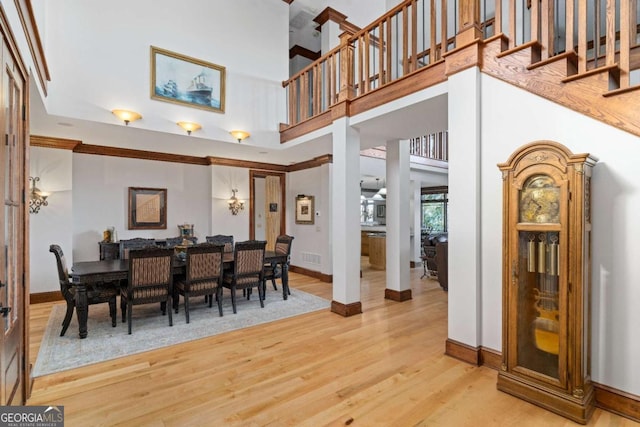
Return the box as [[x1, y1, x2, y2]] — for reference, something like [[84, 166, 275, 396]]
[[150, 46, 225, 113]]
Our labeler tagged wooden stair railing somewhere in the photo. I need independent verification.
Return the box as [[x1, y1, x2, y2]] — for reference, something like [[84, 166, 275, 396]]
[[282, 0, 640, 137]]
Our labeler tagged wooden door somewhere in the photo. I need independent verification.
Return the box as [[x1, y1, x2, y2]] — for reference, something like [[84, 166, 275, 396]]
[[0, 40, 27, 405], [250, 170, 286, 251]]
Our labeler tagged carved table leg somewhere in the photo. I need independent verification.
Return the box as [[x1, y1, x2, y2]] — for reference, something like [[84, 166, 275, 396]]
[[76, 284, 89, 339]]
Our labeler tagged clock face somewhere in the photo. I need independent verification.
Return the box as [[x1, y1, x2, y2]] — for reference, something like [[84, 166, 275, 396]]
[[519, 175, 560, 223]]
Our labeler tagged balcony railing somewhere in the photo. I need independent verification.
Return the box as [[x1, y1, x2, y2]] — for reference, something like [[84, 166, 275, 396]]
[[410, 131, 448, 162], [283, 0, 640, 130]]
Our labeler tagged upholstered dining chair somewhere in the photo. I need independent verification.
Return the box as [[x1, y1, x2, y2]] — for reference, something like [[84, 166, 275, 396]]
[[120, 247, 174, 334], [173, 243, 225, 322], [221, 240, 267, 313], [263, 235, 294, 295], [49, 244, 118, 336], [165, 236, 198, 248], [205, 235, 234, 253], [119, 237, 156, 260]]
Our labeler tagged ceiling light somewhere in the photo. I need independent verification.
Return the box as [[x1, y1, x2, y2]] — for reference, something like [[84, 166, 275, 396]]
[[111, 109, 141, 125], [230, 130, 250, 143], [177, 121, 201, 135]]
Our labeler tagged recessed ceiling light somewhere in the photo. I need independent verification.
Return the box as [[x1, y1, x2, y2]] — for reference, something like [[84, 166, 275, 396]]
[[57, 122, 73, 127], [259, 151, 268, 154]]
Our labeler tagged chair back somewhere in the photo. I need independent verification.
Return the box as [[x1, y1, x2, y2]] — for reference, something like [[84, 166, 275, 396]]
[[274, 235, 294, 258], [49, 244, 73, 301], [126, 247, 173, 301], [206, 235, 234, 253], [233, 240, 266, 278], [119, 238, 156, 259], [185, 244, 224, 284]]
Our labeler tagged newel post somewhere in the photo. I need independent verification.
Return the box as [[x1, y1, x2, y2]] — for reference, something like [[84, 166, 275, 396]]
[[337, 32, 355, 102], [456, 0, 482, 47]]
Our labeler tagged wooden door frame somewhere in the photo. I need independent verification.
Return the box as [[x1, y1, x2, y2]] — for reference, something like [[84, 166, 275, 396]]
[[249, 170, 286, 239], [0, 5, 30, 403]]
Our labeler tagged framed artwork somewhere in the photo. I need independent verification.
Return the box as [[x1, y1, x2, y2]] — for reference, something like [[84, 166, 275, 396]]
[[376, 204, 386, 218], [128, 187, 167, 230], [150, 46, 226, 113], [269, 203, 278, 212], [295, 195, 314, 225]]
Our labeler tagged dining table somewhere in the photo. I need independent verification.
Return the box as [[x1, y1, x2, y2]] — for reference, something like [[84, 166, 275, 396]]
[[70, 251, 290, 338]]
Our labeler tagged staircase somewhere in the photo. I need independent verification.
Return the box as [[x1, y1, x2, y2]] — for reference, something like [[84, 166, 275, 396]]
[[281, 0, 640, 141]]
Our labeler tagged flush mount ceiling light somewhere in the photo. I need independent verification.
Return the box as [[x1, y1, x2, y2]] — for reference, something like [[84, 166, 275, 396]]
[[229, 130, 250, 143], [111, 109, 142, 125], [177, 121, 201, 135]]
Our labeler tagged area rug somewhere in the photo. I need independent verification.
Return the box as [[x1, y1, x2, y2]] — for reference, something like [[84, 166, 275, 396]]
[[33, 289, 330, 377]]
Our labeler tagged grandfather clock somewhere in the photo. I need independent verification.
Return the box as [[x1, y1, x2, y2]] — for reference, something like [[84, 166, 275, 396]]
[[497, 141, 597, 424]]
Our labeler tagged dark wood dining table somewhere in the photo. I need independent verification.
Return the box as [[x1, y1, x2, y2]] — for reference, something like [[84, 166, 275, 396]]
[[70, 251, 290, 338]]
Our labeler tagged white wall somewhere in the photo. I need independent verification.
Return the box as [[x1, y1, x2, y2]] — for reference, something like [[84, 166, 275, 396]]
[[210, 165, 250, 242], [477, 74, 640, 395], [40, 0, 288, 147], [71, 154, 211, 262], [29, 147, 73, 294], [288, 166, 331, 274]]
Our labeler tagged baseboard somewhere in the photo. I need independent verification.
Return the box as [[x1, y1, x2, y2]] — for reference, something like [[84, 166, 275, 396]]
[[593, 382, 640, 423], [384, 288, 412, 302], [30, 291, 63, 305], [445, 338, 640, 422], [330, 300, 362, 317], [289, 265, 332, 282], [445, 338, 480, 365]]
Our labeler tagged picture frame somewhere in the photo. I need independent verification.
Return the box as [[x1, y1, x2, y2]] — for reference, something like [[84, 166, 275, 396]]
[[150, 46, 226, 113], [295, 195, 315, 225], [128, 187, 167, 230], [376, 204, 386, 218]]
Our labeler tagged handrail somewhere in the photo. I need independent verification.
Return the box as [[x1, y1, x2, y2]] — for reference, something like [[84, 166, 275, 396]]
[[283, 0, 640, 130]]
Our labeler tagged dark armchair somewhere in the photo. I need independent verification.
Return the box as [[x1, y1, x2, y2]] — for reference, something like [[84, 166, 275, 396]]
[[173, 243, 225, 322], [263, 235, 294, 296], [49, 244, 118, 336], [205, 235, 234, 253], [221, 240, 267, 313], [119, 238, 156, 260], [120, 247, 174, 334]]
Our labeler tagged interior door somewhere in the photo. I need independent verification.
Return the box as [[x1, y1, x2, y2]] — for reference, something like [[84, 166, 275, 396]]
[[0, 41, 26, 405], [250, 170, 286, 251]]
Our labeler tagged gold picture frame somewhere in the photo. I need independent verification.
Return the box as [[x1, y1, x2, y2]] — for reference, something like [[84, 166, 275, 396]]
[[295, 195, 314, 225], [150, 46, 226, 113], [128, 187, 167, 230]]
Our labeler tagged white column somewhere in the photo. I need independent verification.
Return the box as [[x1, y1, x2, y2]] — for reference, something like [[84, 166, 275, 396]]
[[320, 20, 342, 54], [385, 139, 411, 297], [331, 117, 362, 312], [447, 66, 482, 347]]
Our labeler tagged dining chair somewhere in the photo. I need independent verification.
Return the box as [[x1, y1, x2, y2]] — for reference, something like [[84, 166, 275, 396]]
[[120, 247, 174, 334], [173, 243, 225, 322], [165, 236, 198, 248], [49, 244, 118, 336], [118, 238, 156, 260], [205, 235, 234, 253], [263, 235, 294, 295], [221, 240, 267, 313]]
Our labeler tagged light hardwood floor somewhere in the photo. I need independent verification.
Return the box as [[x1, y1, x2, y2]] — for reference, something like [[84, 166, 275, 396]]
[[28, 260, 637, 426]]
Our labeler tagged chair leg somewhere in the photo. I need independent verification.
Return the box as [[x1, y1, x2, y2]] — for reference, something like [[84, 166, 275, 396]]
[[109, 296, 117, 327], [168, 297, 173, 326], [184, 294, 190, 324], [271, 278, 277, 291], [121, 296, 127, 323], [60, 301, 74, 337], [127, 301, 132, 334], [258, 284, 264, 308], [216, 287, 223, 317], [231, 287, 237, 314], [160, 301, 167, 315], [208, 293, 213, 308]]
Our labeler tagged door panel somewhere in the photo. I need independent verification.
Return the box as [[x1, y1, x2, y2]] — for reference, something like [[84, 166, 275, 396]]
[[1, 40, 26, 405], [250, 171, 285, 250]]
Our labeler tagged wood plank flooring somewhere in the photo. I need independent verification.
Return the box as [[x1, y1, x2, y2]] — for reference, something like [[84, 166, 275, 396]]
[[27, 260, 637, 426]]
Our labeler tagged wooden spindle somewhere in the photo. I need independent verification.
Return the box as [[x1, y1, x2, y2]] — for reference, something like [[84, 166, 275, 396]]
[[578, 0, 587, 73], [566, 0, 575, 53], [540, 0, 554, 59], [411, 0, 418, 70], [605, 0, 615, 67], [509, 0, 517, 49], [403, 5, 409, 75], [430, 0, 437, 64], [378, 21, 384, 85], [441, 0, 448, 58], [386, 16, 392, 82], [619, 0, 631, 88], [364, 31, 371, 93]]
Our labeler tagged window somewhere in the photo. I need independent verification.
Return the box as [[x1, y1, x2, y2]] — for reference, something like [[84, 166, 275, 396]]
[[421, 186, 448, 233]]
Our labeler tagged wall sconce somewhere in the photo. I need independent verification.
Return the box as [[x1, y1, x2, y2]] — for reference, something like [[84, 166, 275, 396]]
[[112, 109, 142, 125], [229, 130, 250, 143], [29, 176, 49, 214], [228, 189, 244, 215], [177, 121, 201, 135]]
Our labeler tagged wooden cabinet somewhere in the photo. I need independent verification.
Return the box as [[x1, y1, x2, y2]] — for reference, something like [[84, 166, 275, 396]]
[[99, 242, 120, 260], [368, 234, 386, 270], [497, 141, 597, 424]]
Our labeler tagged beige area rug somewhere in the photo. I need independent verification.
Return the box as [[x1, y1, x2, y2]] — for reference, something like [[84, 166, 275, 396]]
[[33, 288, 329, 377]]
